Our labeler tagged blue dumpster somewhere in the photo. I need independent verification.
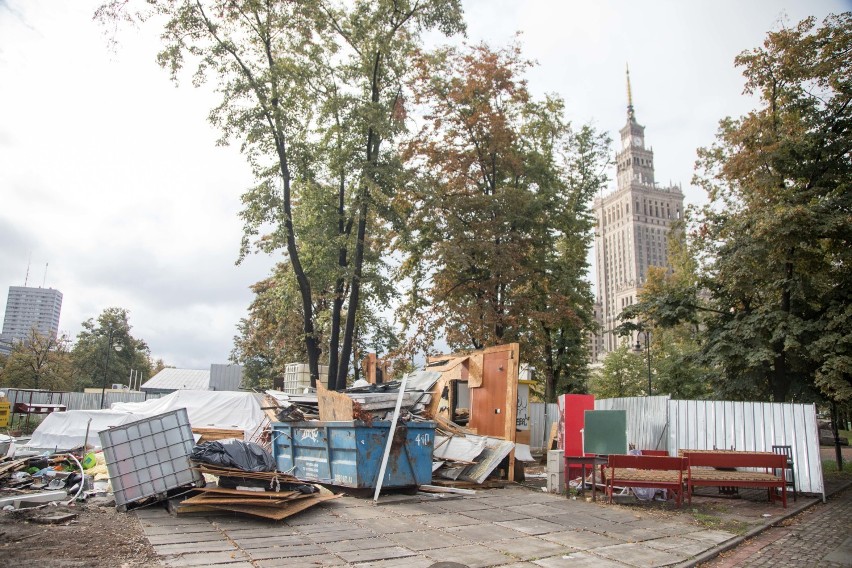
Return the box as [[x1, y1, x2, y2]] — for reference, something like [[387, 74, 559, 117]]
[[271, 420, 434, 488]]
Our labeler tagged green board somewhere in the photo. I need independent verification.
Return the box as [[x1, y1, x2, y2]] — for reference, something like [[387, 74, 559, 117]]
[[583, 410, 627, 455]]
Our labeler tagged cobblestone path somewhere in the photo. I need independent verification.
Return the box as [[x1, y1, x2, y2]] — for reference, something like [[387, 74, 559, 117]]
[[704, 485, 852, 567]]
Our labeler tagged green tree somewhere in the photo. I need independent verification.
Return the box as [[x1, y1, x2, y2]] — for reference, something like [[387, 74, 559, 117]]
[[618, 226, 713, 399], [396, 43, 607, 401], [71, 308, 151, 392], [0, 329, 73, 391], [589, 345, 647, 399], [689, 14, 852, 402], [98, 0, 464, 390]]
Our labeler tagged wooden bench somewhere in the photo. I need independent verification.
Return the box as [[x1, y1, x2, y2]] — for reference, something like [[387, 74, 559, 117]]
[[682, 450, 787, 507], [604, 455, 689, 507]]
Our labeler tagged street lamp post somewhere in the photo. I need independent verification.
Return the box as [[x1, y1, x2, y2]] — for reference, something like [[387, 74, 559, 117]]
[[634, 330, 652, 396], [99, 327, 123, 409]]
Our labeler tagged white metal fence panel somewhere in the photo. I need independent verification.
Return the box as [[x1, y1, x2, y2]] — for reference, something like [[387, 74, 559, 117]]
[[1, 388, 162, 412], [595, 396, 670, 451], [528, 402, 558, 451], [668, 399, 824, 496]]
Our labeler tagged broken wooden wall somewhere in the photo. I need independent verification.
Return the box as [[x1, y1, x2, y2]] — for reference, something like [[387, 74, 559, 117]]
[[425, 343, 521, 480]]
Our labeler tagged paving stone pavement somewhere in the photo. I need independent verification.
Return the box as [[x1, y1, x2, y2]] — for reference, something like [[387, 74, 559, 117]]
[[133, 486, 748, 567], [702, 485, 852, 568]]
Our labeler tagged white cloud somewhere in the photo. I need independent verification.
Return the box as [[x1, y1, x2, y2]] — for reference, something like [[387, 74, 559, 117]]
[[0, 0, 845, 366]]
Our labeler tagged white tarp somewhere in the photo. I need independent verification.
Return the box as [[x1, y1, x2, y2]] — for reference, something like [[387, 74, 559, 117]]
[[25, 390, 267, 451], [110, 390, 266, 434], [25, 411, 141, 451]]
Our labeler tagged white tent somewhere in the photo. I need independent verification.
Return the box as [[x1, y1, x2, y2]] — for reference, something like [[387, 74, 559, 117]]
[[25, 390, 267, 451]]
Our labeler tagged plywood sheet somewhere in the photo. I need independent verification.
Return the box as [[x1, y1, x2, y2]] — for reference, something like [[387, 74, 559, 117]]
[[468, 353, 484, 388], [317, 383, 354, 421]]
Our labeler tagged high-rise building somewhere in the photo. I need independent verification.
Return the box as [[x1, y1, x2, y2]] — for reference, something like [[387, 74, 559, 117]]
[[593, 68, 684, 354], [0, 286, 63, 355]]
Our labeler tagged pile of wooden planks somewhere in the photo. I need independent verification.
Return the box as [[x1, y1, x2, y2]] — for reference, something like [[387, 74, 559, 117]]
[[191, 427, 245, 443], [176, 465, 340, 520]]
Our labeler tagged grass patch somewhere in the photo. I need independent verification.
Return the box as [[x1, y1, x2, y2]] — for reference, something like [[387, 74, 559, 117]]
[[689, 509, 751, 535], [822, 458, 852, 479]]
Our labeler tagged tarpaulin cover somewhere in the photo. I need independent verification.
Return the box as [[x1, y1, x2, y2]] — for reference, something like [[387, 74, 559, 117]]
[[25, 390, 267, 451], [191, 439, 275, 472], [110, 390, 266, 433], [25, 410, 141, 451]]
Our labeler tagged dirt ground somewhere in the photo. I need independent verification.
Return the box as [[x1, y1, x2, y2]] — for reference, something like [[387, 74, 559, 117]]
[[0, 498, 160, 567]]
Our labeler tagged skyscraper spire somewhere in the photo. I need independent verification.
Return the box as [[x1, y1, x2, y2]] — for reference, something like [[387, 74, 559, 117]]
[[626, 63, 635, 121]]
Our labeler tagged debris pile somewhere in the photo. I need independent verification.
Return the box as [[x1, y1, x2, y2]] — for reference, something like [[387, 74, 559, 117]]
[[176, 464, 339, 520], [264, 369, 518, 490]]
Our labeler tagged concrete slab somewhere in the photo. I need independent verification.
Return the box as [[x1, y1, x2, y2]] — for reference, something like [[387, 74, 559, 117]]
[[540, 513, 617, 531], [592, 542, 689, 567], [539, 529, 627, 550], [143, 523, 219, 536], [229, 534, 306, 549], [507, 504, 582, 518], [219, 527, 301, 539], [246, 544, 330, 560], [433, 497, 495, 512], [162, 550, 250, 567], [595, 524, 675, 543], [334, 545, 418, 563], [643, 535, 717, 557], [585, 507, 645, 523], [424, 543, 513, 568], [290, 520, 353, 533], [386, 529, 469, 551], [461, 508, 532, 522], [323, 536, 398, 553], [681, 528, 737, 546], [381, 501, 450, 516], [495, 518, 570, 536], [335, 506, 388, 519], [254, 554, 346, 568], [147, 531, 228, 545], [473, 495, 532, 508], [305, 527, 377, 544], [154, 541, 238, 555], [445, 523, 526, 543], [353, 516, 425, 534], [283, 510, 340, 526], [417, 512, 481, 529], [533, 551, 627, 567], [823, 535, 852, 565], [485, 536, 574, 561], [357, 557, 435, 568]]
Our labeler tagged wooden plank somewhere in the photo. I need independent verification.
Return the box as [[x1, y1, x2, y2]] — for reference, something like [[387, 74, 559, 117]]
[[183, 495, 291, 507], [194, 487, 299, 498], [418, 484, 477, 495], [547, 422, 558, 450], [317, 382, 354, 421], [192, 427, 245, 442]]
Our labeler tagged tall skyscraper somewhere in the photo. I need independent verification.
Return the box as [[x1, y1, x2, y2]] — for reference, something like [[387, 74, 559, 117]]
[[0, 286, 63, 355], [593, 68, 685, 354]]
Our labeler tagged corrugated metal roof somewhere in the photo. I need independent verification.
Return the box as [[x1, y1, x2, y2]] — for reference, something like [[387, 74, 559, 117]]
[[141, 368, 210, 391]]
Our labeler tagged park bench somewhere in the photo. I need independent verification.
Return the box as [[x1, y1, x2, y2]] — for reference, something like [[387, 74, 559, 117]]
[[682, 450, 787, 507], [603, 454, 689, 507]]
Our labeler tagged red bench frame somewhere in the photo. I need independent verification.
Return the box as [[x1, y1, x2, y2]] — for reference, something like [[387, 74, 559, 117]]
[[683, 451, 787, 507], [605, 455, 689, 507]]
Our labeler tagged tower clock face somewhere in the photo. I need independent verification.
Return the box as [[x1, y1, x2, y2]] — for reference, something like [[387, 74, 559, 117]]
[[632, 135, 642, 146]]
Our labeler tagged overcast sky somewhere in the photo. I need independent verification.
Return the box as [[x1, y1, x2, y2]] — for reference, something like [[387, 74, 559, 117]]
[[1, 0, 847, 370]]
